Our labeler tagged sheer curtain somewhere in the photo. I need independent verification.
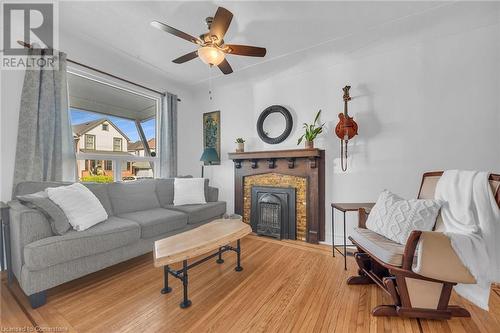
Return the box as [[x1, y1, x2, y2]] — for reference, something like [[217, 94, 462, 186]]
[[159, 92, 178, 178], [13, 49, 76, 191]]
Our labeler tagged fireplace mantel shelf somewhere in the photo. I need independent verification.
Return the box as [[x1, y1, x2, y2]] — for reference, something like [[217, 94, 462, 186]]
[[228, 148, 321, 160]]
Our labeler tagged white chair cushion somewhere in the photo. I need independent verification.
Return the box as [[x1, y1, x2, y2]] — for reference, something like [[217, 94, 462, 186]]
[[366, 190, 442, 244], [351, 227, 405, 267]]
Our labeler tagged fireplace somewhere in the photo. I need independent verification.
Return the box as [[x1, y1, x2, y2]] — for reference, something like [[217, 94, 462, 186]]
[[250, 186, 296, 240], [228, 148, 325, 244]]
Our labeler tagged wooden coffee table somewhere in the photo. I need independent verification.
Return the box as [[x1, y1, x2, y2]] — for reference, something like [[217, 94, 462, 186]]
[[153, 218, 252, 308]]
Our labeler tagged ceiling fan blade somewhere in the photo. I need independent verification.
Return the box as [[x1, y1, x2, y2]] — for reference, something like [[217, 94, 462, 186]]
[[172, 51, 198, 64], [210, 7, 233, 41], [217, 58, 233, 75], [151, 21, 202, 45], [226, 44, 266, 57]]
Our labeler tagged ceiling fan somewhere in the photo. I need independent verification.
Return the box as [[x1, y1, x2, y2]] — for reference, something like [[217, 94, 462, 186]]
[[151, 7, 266, 75]]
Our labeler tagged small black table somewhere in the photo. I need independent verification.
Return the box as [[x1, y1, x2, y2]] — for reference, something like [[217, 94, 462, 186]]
[[331, 202, 375, 270]]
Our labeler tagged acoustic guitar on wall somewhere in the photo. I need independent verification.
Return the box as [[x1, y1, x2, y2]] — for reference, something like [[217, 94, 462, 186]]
[[334, 85, 358, 171]]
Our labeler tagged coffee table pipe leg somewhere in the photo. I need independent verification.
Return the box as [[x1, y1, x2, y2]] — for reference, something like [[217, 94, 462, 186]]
[[235, 239, 243, 272], [161, 265, 172, 294], [216, 247, 224, 264], [180, 260, 192, 309]]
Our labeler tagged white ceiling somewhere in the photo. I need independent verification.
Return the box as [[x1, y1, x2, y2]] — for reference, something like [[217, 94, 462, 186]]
[[58, 1, 491, 86]]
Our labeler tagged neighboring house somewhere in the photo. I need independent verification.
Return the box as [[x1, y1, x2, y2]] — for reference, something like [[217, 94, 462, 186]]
[[127, 138, 156, 178], [73, 118, 134, 179]]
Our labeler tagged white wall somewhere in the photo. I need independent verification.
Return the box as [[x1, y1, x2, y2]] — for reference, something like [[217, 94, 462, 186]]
[[178, 7, 500, 244]]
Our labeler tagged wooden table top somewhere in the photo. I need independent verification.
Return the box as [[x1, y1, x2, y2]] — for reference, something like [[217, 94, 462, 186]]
[[153, 219, 252, 267], [331, 202, 375, 212]]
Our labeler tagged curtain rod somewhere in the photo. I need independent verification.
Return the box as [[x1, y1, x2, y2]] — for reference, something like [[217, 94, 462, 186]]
[[17, 40, 181, 102]]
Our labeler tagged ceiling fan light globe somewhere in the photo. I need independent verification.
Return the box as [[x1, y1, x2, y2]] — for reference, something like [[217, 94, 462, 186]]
[[198, 46, 225, 66]]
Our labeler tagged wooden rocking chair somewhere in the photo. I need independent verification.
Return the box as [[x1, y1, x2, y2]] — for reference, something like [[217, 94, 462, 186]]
[[347, 171, 500, 320]]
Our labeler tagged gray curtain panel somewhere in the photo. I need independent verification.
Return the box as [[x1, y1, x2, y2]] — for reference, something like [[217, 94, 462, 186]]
[[13, 49, 76, 192], [159, 92, 178, 178]]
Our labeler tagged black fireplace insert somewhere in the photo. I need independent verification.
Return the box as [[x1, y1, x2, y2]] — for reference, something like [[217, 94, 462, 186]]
[[250, 186, 296, 240]]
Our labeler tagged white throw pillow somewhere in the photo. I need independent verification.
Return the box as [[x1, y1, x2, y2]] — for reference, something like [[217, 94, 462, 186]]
[[46, 183, 108, 231], [366, 190, 442, 244], [174, 178, 206, 206]]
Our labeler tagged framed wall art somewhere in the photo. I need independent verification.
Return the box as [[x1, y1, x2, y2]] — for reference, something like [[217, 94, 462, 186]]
[[202, 111, 221, 165]]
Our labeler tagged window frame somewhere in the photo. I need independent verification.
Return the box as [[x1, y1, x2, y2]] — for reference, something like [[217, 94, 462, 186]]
[[84, 134, 96, 150], [102, 123, 109, 131], [68, 67, 161, 182], [113, 137, 123, 152]]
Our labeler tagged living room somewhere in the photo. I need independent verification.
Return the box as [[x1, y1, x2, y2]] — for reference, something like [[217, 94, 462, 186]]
[[1, 1, 499, 332]]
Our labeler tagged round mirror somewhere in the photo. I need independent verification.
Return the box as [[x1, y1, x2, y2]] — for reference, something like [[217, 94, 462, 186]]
[[257, 105, 293, 144]]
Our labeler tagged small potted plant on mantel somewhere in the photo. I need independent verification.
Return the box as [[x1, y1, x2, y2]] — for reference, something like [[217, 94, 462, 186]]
[[297, 110, 324, 149], [235, 138, 246, 152]]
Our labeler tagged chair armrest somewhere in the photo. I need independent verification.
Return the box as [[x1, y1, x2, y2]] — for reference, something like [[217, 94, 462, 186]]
[[412, 231, 475, 284], [358, 207, 369, 228]]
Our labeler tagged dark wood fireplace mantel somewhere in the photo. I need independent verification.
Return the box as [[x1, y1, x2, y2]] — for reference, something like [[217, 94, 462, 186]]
[[228, 148, 325, 243]]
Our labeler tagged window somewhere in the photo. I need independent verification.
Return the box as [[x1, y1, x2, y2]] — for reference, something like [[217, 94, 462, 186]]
[[113, 137, 122, 152], [85, 134, 95, 150], [68, 71, 159, 183]]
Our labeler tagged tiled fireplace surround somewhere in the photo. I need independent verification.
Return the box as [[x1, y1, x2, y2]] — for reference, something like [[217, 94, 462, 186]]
[[228, 149, 325, 244]]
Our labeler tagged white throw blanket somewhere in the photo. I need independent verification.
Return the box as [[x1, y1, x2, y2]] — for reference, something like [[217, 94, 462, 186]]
[[435, 170, 500, 310]]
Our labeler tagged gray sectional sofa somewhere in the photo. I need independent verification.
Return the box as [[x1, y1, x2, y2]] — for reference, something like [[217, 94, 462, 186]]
[[6, 178, 226, 308]]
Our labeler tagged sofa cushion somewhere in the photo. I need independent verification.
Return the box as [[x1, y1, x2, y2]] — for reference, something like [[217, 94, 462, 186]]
[[173, 178, 207, 206], [119, 208, 187, 238], [83, 183, 114, 216], [156, 178, 175, 206], [166, 201, 226, 224], [350, 227, 405, 267], [17, 191, 71, 235], [14, 181, 72, 196], [107, 180, 160, 214], [157, 178, 211, 207], [24, 217, 140, 270]]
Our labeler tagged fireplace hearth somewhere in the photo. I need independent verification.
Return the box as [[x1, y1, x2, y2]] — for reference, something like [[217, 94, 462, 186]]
[[250, 186, 296, 240]]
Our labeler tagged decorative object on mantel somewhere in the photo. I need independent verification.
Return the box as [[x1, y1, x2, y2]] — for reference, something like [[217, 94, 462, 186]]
[[335, 85, 358, 171], [235, 138, 245, 152], [257, 105, 293, 144], [203, 111, 220, 165], [297, 110, 324, 149], [228, 148, 325, 244], [199, 147, 219, 177]]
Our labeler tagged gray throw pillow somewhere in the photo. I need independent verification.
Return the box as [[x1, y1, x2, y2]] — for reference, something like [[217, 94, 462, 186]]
[[17, 191, 71, 235]]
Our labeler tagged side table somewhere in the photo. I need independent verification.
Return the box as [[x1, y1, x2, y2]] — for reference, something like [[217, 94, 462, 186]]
[[331, 202, 374, 270]]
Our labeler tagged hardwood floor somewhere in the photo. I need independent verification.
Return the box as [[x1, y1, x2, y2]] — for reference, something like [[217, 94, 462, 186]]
[[2, 235, 500, 332]]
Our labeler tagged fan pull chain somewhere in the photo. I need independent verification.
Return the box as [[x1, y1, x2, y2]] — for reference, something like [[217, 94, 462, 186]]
[[341, 139, 348, 172], [208, 65, 213, 101]]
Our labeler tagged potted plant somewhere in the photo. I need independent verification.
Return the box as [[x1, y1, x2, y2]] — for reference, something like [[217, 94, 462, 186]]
[[297, 110, 324, 149], [235, 138, 245, 152]]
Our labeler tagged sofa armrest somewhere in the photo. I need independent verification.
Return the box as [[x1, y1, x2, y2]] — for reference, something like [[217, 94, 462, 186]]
[[8, 201, 53, 278], [412, 231, 475, 284], [207, 186, 219, 202]]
